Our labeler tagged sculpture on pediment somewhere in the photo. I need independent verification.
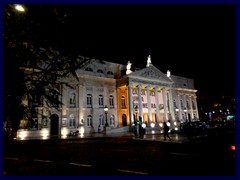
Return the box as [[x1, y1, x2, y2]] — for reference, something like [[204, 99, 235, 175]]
[[146, 55, 151, 67], [167, 70, 171, 78], [126, 61, 132, 75]]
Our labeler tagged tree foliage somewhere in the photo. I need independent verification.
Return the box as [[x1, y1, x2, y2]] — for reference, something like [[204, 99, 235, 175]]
[[3, 4, 92, 136]]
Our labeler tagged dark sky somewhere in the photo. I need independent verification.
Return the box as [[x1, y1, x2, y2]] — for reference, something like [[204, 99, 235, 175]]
[[22, 4, 236, 97]]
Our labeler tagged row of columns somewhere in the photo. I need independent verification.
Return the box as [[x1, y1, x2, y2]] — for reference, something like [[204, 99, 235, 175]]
[[128, 84, 199, 125], [176, 94, 199, 121], [128, 84, 175, 125]]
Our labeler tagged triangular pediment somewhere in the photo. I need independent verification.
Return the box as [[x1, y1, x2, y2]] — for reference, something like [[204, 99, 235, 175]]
[[128, 65, 173, 83]]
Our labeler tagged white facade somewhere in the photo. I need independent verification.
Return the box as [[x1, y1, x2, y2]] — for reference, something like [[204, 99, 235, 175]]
[[17, 57, 199, 139]]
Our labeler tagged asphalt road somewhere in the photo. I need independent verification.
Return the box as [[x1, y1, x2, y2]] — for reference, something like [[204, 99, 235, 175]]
[[3, 132, 235, 176]]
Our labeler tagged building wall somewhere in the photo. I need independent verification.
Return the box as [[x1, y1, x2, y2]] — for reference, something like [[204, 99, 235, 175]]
[[17, 59, 199, 139]]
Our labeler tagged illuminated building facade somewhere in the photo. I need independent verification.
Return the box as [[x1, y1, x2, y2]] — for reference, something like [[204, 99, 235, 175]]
[[17, 56, 199, 139]]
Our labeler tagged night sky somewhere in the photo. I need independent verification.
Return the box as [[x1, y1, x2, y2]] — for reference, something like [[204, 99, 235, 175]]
[[10, 4, 236, 98]]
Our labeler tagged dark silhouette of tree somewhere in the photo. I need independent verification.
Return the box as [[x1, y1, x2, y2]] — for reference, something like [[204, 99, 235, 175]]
[[3, 4, 92, 139]]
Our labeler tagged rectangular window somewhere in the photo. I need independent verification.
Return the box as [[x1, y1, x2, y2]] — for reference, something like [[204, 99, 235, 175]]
[[87, 94, 92, 108], [109, 96, 114, 108], [99, 95, 104, 107]]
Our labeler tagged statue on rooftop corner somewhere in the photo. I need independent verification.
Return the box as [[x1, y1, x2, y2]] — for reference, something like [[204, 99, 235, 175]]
[[167, 70, 171, 78], [146, 55, 151, 67], [126, 61, 132, 75]]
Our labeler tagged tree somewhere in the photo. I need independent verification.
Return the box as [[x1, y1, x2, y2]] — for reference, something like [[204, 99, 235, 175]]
[[3, 4, 92, 139]]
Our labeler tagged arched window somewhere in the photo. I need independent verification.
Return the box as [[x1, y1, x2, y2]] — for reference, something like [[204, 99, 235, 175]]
[[85, 67, 93, 72], [69, 92, 76, 108], [107, 71, 114, 75], [109, 95, 114, 108], [110, 115, 115, 127], [69, 114, 76, 127], [97, 69, 104, 73], [99, 115, 104, 126], [87, 115, 92, 127], [87, 94, 92, 108], [99, 95, 104, 107], [121, 96, 126, 108]]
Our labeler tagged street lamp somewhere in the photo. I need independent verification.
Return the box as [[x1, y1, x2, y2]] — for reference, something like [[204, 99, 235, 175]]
[[104, 105, 109, 127], [14, 4, 25, 12]]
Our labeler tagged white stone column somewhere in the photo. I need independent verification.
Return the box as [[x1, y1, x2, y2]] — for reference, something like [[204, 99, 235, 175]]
[[155, 87, 160, 123], [189, 96, 194, 120], [168, 88, 175, 121], [147, 86, 152, 124], [194, 96, 199, 120], [128, 84, 134, 125], [162, 88, 168, 121], [138, 84, 143, 122], [184, 94, 187, 121], [177, 94, 182, 120]]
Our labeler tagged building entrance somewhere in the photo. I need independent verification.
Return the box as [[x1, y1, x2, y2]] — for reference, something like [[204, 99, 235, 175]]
[[50, 114, 59, 136]]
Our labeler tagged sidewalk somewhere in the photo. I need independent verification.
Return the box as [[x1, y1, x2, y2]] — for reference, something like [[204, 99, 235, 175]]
[[13, 129, 197, 144]]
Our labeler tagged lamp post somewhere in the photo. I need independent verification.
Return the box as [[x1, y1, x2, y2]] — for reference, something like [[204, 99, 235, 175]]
[[104, 105, 109, 127], [14, 4, 25, 12]]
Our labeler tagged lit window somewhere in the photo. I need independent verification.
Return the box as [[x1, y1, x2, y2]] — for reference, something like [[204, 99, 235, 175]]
[[99, 115, 104, 126], [87, 115, 92, 127], [109, 95, 114, 107], [87, 94, 92, 107], [110, 115, 115, 126], [121, 96, 126, 108], [69, 93, 76, 108], [69, 114, 76, 127], [99, 95, 104, 107]]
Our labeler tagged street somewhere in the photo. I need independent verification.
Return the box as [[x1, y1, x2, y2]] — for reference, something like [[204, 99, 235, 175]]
[[3, 131, 235, 176]]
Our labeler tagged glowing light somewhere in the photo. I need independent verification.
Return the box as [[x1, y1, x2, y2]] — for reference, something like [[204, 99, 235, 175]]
[[61, 127, 68, 137], [174, 127, 178, 131], [14, 4, 25, 12], [167, 122, 170, 127], [174, 121, 177, 126], [142, 123, 146, 128], [150, 123, 155, 128], [230, 145, 235, 151], [79, 126, 85, 137], [18, 130, 28, 140], [41, 129, 49, 138], [159, 123, 163, 127]]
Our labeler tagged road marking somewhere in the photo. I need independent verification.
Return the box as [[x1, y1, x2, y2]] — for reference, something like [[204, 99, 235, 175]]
[[170, 152, 196, 156], [33, 159, 53, 163], [69, 162, 92, 167], [117, 169, 148, 175], [4, 157, 19, 160]]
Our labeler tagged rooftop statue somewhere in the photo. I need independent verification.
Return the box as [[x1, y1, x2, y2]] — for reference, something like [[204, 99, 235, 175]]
[[126, 61, 132, 74], [167, 70, 171, 78], [146, 55, 151, 67]]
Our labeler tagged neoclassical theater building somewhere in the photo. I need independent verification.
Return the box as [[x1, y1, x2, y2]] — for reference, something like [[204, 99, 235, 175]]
[[17, 55, 199, 139]]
